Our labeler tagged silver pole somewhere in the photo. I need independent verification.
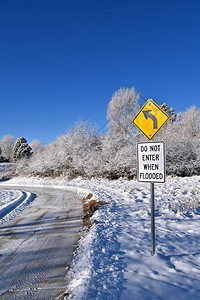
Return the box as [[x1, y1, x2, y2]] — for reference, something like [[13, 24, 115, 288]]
[[151, 182, 155, 255]]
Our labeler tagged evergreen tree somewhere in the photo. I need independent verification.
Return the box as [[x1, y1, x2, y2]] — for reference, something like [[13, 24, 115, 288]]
[[160, 103, 178, 123], [12, 137, 32, 162]]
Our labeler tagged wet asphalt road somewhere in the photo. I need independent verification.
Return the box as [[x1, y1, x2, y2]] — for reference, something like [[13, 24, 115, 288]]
[[0, 186, 83, 300]]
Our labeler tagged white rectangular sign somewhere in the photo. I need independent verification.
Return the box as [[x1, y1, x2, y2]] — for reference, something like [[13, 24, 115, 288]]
[[137, 141, 165, 183]]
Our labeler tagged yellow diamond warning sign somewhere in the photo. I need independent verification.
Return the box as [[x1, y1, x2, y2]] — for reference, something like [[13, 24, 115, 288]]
[[132, 99, 170, 140]]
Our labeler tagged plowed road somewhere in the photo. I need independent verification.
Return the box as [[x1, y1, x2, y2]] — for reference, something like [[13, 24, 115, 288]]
[[0, 186, 83, 300]]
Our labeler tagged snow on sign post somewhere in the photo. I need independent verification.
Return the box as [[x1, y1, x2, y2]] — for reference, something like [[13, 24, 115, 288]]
[[133, 99, 169, 256]]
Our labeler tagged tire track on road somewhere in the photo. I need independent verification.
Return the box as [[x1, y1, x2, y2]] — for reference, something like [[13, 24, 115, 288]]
[[0, 186, 83, 300]]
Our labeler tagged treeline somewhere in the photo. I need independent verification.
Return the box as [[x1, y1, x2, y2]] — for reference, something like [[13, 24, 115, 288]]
[[15, 87, 200, 179], [0, 136, 33, 163]]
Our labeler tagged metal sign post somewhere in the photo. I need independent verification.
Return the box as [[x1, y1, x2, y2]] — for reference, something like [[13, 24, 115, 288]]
[[137, 141, 165, 255], [150, 182, 155, 256]]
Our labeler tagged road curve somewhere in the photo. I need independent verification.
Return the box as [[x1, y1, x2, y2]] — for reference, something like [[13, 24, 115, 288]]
[[0, 186, 83, 300]]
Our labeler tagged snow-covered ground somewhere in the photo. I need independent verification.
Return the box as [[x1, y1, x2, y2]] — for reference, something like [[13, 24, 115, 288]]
[[1, 175, 200, 300]]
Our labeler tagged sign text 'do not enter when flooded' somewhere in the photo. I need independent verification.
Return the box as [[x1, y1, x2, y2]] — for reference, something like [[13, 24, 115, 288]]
[[137, 141, 165, 183]]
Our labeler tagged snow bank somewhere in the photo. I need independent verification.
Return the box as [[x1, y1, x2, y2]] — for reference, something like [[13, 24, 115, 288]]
[[65, 176, 200, 300]]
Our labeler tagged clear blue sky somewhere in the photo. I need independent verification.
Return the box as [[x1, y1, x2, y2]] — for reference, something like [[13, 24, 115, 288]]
[[0, 0, 199, 144]]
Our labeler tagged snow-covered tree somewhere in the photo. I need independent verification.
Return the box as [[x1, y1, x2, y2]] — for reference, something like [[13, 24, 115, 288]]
[[98, 133, 137, 179], [157, 106, 200, 176], [107, 87, 140, 140], [0, 135, 15, 161], [16, 121, 100, 178], [30, 139, 45, 155], [0, 148, 5, 162], [12, 137, 32, 162], [160, 103, 178, 123], [16, 105, 200, 179], [64, 121, 100, 177], [180, 106, 200, 139], [158, 106, 200, 142]]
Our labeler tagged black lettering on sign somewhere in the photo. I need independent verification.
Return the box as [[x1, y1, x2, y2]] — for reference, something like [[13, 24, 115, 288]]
[[149, 145, 161, 152], [142, 154, 160, 161], [143, 164, 159, 170], [140, 173, 163, 180], [141, 146, 148, 152]]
